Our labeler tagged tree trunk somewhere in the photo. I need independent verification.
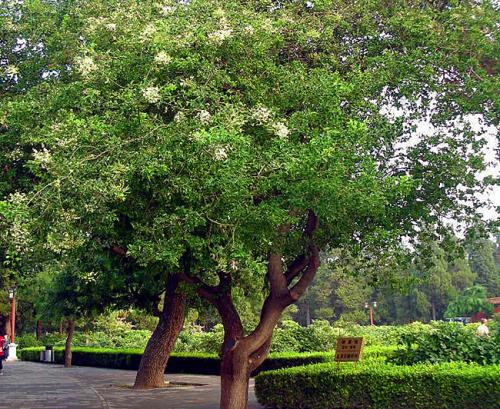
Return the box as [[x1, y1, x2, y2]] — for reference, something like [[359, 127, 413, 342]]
[[431, 301, 436, 321], [220, 348, 251, 409], [59, 320, 64, 334], [305, 302, 311, 326], [64, 319, 75, 368], [5, 315, 11, 337], [36, 320, 43, 340], [133, 274, 186, 389]]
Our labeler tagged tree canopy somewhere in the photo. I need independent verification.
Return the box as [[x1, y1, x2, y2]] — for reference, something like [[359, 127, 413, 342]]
[[2, 0, 498, 292]]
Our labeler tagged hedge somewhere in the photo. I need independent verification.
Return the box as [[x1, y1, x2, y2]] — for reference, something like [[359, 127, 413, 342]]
[[255, 361, 500, 409], [19, 347, 334, 375]]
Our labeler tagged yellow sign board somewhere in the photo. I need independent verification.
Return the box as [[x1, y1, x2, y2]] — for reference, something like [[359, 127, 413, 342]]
[[335, 337, 364, 362]]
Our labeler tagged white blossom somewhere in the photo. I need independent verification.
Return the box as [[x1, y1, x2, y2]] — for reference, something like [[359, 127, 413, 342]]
[[180, 77, 194, 88], [7, 192, 30, 253], [251, 106, 272, 124], [197, 110, 212, 125], [142, 86, 161, 103], [160, 5, 176, 16], [86, 17, 105, 33], [213, 8, 225, 18], [214, 146, 228, 161], [273, 122, 290, 140], [209, 18, 233, 45], [7, 148, 23, 161], [9, 191, 28, 205], [32, 146, 52, 169], [174, 111, 186, 123], [105, 23, 117, 31], [76, 56, 97, 76], [209, 28, 233, 44], [83, 270, 98, 284], [244, 25, 255, 35], [154, 51, 172, 65], [141, 23, 157, 41]]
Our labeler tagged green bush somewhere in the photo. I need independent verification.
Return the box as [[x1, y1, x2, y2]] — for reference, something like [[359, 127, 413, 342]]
[[15, 334, 44, 348], [339, 322, 434, 347], [255, 361, 500, 409], [18, 347, 333, 375], [271, 320, 339, 352], [390, 322, 500, 365]]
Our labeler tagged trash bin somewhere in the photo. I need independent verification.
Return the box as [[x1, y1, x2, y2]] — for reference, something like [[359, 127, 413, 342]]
[[42, 345, 54, 363]]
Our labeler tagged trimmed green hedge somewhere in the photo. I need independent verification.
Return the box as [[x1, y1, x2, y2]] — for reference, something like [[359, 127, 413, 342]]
[[20, 344, 395, 376], [255, 361, 500, 409], [19, 347, 333, 375]]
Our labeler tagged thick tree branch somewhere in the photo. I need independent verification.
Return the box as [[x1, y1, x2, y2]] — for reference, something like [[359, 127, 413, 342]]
[[179, 267, 244, 351], [285, 254, 308, 284], [248, 336, 272, 372], [245, 210, 320, 351], [268, 253, 288, 296], [179, 271, 218, 303], [289, 245, 320, 301], [216, 292, 245, 354], [242, 295, 288, 352], [304, 209, 318, 238], [111, 245, 127, 256]]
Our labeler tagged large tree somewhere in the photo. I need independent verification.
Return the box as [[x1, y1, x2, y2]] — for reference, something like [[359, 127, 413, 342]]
[[468, 238, 500, 296], [1, 1, 498, 408]]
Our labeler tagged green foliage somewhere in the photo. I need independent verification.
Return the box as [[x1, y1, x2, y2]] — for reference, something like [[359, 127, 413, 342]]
[[18, 346, 333, 375], [391, 322, 500, 365], [174, 323, 225, 353], [255, 361, 500, 409], [271, 320, 338, 352], [445, 285, 493, 318], [15, 333, 41, 348], [15, 321, 436, 352], [468, 239, 500, 297], [16, 329, 152, 350], [327, 321, 434, 348]]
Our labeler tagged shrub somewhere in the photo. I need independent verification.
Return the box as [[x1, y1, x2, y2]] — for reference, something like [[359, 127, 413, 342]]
[[340, 322, 434, 347], [255, 361, 500, 409], [18, 347, 333, 375], [271, 320, 338, 352], [390, 322, 500, 365], [15, 334, 43, 348]]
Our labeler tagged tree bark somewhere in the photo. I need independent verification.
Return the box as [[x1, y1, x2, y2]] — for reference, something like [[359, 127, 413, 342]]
[[431, 301, 436, 321], [36, 320, 43, 340], [220, 347, 251, 409], [4, 315, 11, 337], [64, 319, 75, 368], [305, 302, 311, 326], [133, 274, 186, 389]]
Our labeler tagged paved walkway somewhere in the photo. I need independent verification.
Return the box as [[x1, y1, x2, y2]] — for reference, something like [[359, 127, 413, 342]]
[[0, 361, 264, 409]]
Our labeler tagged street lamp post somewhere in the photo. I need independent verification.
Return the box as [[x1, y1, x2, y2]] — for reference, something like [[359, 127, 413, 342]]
[[8, 285, 18, 361], [365, 301, 377, 326]]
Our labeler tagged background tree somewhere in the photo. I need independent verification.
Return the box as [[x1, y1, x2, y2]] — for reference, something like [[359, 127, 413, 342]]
[[468, 238, 500, 296], [445, 285, 493, 318], [37, 253, 120, 367]]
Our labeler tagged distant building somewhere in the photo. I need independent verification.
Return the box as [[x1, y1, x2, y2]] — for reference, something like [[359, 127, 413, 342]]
[[471, 297, 500, 322], [490, 297, 500, 314]]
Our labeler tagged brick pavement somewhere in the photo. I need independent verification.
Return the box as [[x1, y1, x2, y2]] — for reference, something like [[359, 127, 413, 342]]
[[0, 361, 264, 409]]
